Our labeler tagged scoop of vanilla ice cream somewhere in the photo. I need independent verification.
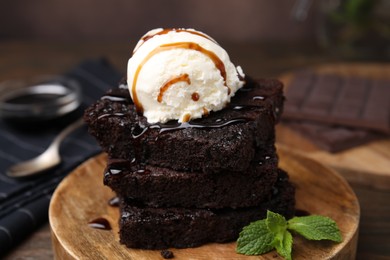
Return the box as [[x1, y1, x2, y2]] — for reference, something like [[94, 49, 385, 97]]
[[127, 28, 245, 123]]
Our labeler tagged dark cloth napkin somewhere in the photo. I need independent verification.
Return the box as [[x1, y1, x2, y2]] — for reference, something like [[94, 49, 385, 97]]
[[0, 58, 122, 254]]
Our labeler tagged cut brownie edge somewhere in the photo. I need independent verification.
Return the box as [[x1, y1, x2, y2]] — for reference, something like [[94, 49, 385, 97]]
[[104, 148, 279, 209], [118, 169, 295, 249]]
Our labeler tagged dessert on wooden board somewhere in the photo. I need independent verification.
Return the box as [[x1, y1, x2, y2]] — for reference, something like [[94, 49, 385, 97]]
[[84, 28, 295, 249]]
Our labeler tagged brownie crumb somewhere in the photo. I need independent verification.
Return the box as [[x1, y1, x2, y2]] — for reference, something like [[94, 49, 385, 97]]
[[161, 249, 174, 259]]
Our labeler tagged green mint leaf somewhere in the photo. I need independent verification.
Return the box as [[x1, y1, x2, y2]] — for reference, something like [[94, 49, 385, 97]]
[[288, 215, 342, 243], [267, 211, 292, 260], [274, 230, 293, 260], [236, 210, 342, 260], [266, 210, 287, 235], [236, 219, 275, 255]]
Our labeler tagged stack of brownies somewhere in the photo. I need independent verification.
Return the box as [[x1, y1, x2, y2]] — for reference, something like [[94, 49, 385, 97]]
[[84, 76, 295, 249]]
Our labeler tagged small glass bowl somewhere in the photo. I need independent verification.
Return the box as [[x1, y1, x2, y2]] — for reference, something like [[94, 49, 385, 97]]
[[0, 76, 81, 122]]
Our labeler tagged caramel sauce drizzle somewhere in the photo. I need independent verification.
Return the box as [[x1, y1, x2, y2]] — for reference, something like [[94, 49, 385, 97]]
[[191, 92, 200, 101], [136, 28, 217, 52], [157, 74, 191, 103], [131, 42, 229, 113], [182, 113, 191, 122], [202, 107, 209, 116], [143, 28, 216, 42]]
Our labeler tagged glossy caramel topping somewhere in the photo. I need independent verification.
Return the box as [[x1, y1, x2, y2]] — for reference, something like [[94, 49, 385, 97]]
[[137, 28, 217, 51], [202, 107, 209, 116], [158, 74, 191, 103], [182, 113, 191, 122], [131, 42, 228, 113], [191, 92, 200, 101]]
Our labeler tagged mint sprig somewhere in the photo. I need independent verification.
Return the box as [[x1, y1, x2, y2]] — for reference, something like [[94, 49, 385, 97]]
[[236, 210, 342, 260]]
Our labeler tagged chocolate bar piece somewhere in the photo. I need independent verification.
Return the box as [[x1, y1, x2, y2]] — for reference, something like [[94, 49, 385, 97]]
[[284, 71, 390, 134], [283, 120, 384, 153]]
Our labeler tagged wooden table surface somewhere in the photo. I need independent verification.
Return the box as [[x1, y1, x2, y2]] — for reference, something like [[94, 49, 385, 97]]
[[0, 41, 388, 259]]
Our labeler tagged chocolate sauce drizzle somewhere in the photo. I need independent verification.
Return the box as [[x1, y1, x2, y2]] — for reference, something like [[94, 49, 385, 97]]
[[97, 112, 125, 120], [104, 158, 135, 177], [130, 117, 248, 140], [108, 197, 120, 207], [105, 157, 150, 179], [88, 218, 112, 230], [98, 77, 272, 141], [101, 95, 128, 102], [99, 78, 278, 177], [252, 96, 265, 100]]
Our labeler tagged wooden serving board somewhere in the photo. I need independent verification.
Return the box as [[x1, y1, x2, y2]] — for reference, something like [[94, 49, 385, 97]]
[[49, 148, 359, 260], [277, 63, 390, 190]]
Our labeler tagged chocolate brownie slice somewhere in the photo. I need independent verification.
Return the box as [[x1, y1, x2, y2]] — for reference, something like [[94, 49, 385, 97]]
[[118, 169, 295, 249], [84, 77, 284, 173], [104, 147, 278, 209]]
